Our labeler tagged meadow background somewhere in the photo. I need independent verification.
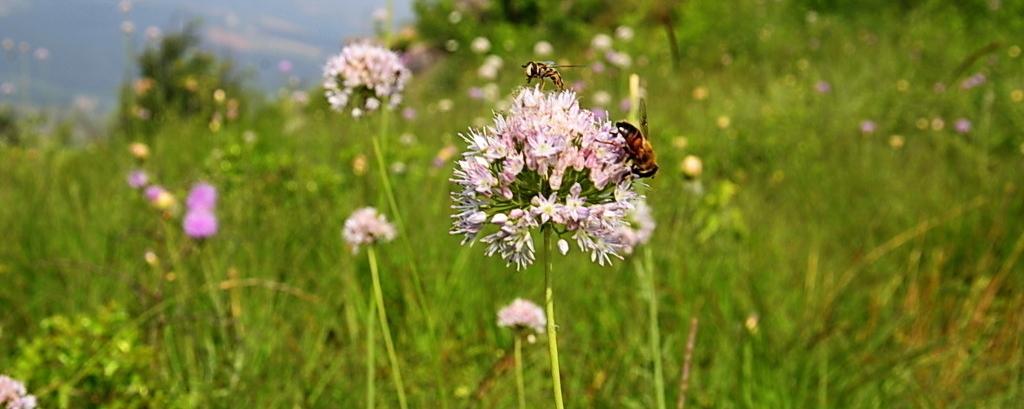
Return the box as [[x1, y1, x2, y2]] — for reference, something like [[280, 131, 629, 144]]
[[2, 0, 1024, 407]]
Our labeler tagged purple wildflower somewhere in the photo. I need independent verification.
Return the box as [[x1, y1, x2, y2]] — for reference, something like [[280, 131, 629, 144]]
[[342, 207, 396, 253], [497, 298, 546, 334], [619, 98, 632, 113], [183, 209, 218, 239], [860, 120, 877, 134], [127, 169, 148, 189], [0, 375, 37, 409], [402, 107, 417, 120], [144, 185, 166, 203], [814, 80, 831, 94], [954, 118, 971, 134], [323, 42, 411, 116], [450, 87, 642, 269], [960, 73, 986, 90], [468, 86, 485, 100], [186, 182, 217, 211], [277, 59, 293, 73]]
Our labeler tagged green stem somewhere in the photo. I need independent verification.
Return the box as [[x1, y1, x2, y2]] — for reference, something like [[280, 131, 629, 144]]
[[637, 248, 666, 409], [372, 106, 448, 408], [371, 109, 428, 318], [366, 297, 376, 409], [515, 335, 526, 409], [199, 245, 229, 340], [367, 246, 408, 409], [543, 229, 565, 409]]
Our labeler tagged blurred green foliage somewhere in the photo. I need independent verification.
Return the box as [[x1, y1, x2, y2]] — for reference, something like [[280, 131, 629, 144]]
[[10, 305, 165, 408], [117, 24, 246, 137], [414, 0, 637, 51], [0, 106, 19, 145]]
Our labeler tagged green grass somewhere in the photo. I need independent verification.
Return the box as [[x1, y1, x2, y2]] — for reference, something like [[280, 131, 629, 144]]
[[2, 1, 1023, 408]]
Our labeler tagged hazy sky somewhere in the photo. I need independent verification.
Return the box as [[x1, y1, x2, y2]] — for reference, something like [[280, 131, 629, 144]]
[[0, 0, 413, 110]]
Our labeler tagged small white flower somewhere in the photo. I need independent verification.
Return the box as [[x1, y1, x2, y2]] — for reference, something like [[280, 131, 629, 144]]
[[470, 37, 491, 54], [615, 26, 635, 41], [557, 239, 570, 255], [533, 41, 553, 56], [682, 155, 703, 179], [591, 34, 613, 51], [365, 97, 381, 110]]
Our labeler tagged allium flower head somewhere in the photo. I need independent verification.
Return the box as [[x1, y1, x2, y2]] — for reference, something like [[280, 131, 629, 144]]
[[450, 87, 643, 269], [183, 209, 218, 239], [497, 298, 546, 334], [615, 199, 656, 255], [323, 42, 411, 116], [343, 207, 397, 253], [127, 169, 148, 189], [186, 182, 217, 211], [0, 375, 37, 409]]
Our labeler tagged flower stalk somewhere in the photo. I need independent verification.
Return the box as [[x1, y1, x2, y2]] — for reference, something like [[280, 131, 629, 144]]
[[637, 247, 666, 409], [543, 228, 565, 409], [366, 298, 376, 409], [514, 335, 527, 409], [367, 245, 407, 409]]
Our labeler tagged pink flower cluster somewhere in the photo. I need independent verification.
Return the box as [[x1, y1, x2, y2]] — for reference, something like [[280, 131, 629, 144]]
[[0, 375, 36, 409], [497, 298, 546, 334], [323, 42, 411, 117], [342, 207, 397, 253], [183, 182, 218, 239], [451, 87, 642, 269]]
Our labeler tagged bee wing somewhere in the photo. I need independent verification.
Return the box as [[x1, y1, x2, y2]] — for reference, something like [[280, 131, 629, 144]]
[[639, 98, 649, 137]]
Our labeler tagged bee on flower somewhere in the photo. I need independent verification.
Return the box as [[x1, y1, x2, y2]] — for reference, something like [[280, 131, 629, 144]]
[[450, 87, 644, 269], [322, 42, 411, 117]]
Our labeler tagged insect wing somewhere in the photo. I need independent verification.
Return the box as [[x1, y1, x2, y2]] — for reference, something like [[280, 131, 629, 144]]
[[639, 98, 649, 137]]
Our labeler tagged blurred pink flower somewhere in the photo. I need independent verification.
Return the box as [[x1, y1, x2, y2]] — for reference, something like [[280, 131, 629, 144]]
[[815, 80, 831, 93], [860, 120, 877, 134], [186, 182, 217, 211], [0, 374, 36, 409], [954, 118, 971, 134], [343, 207, 396, 253], [127, 169, 148, 189], [183, 209, 218, 239], [497, 298, 546, 334]]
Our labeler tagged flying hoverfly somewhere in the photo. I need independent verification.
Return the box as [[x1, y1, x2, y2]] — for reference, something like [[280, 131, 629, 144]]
[[614, 98, 659, 178], [521, 60, 582, 91]]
